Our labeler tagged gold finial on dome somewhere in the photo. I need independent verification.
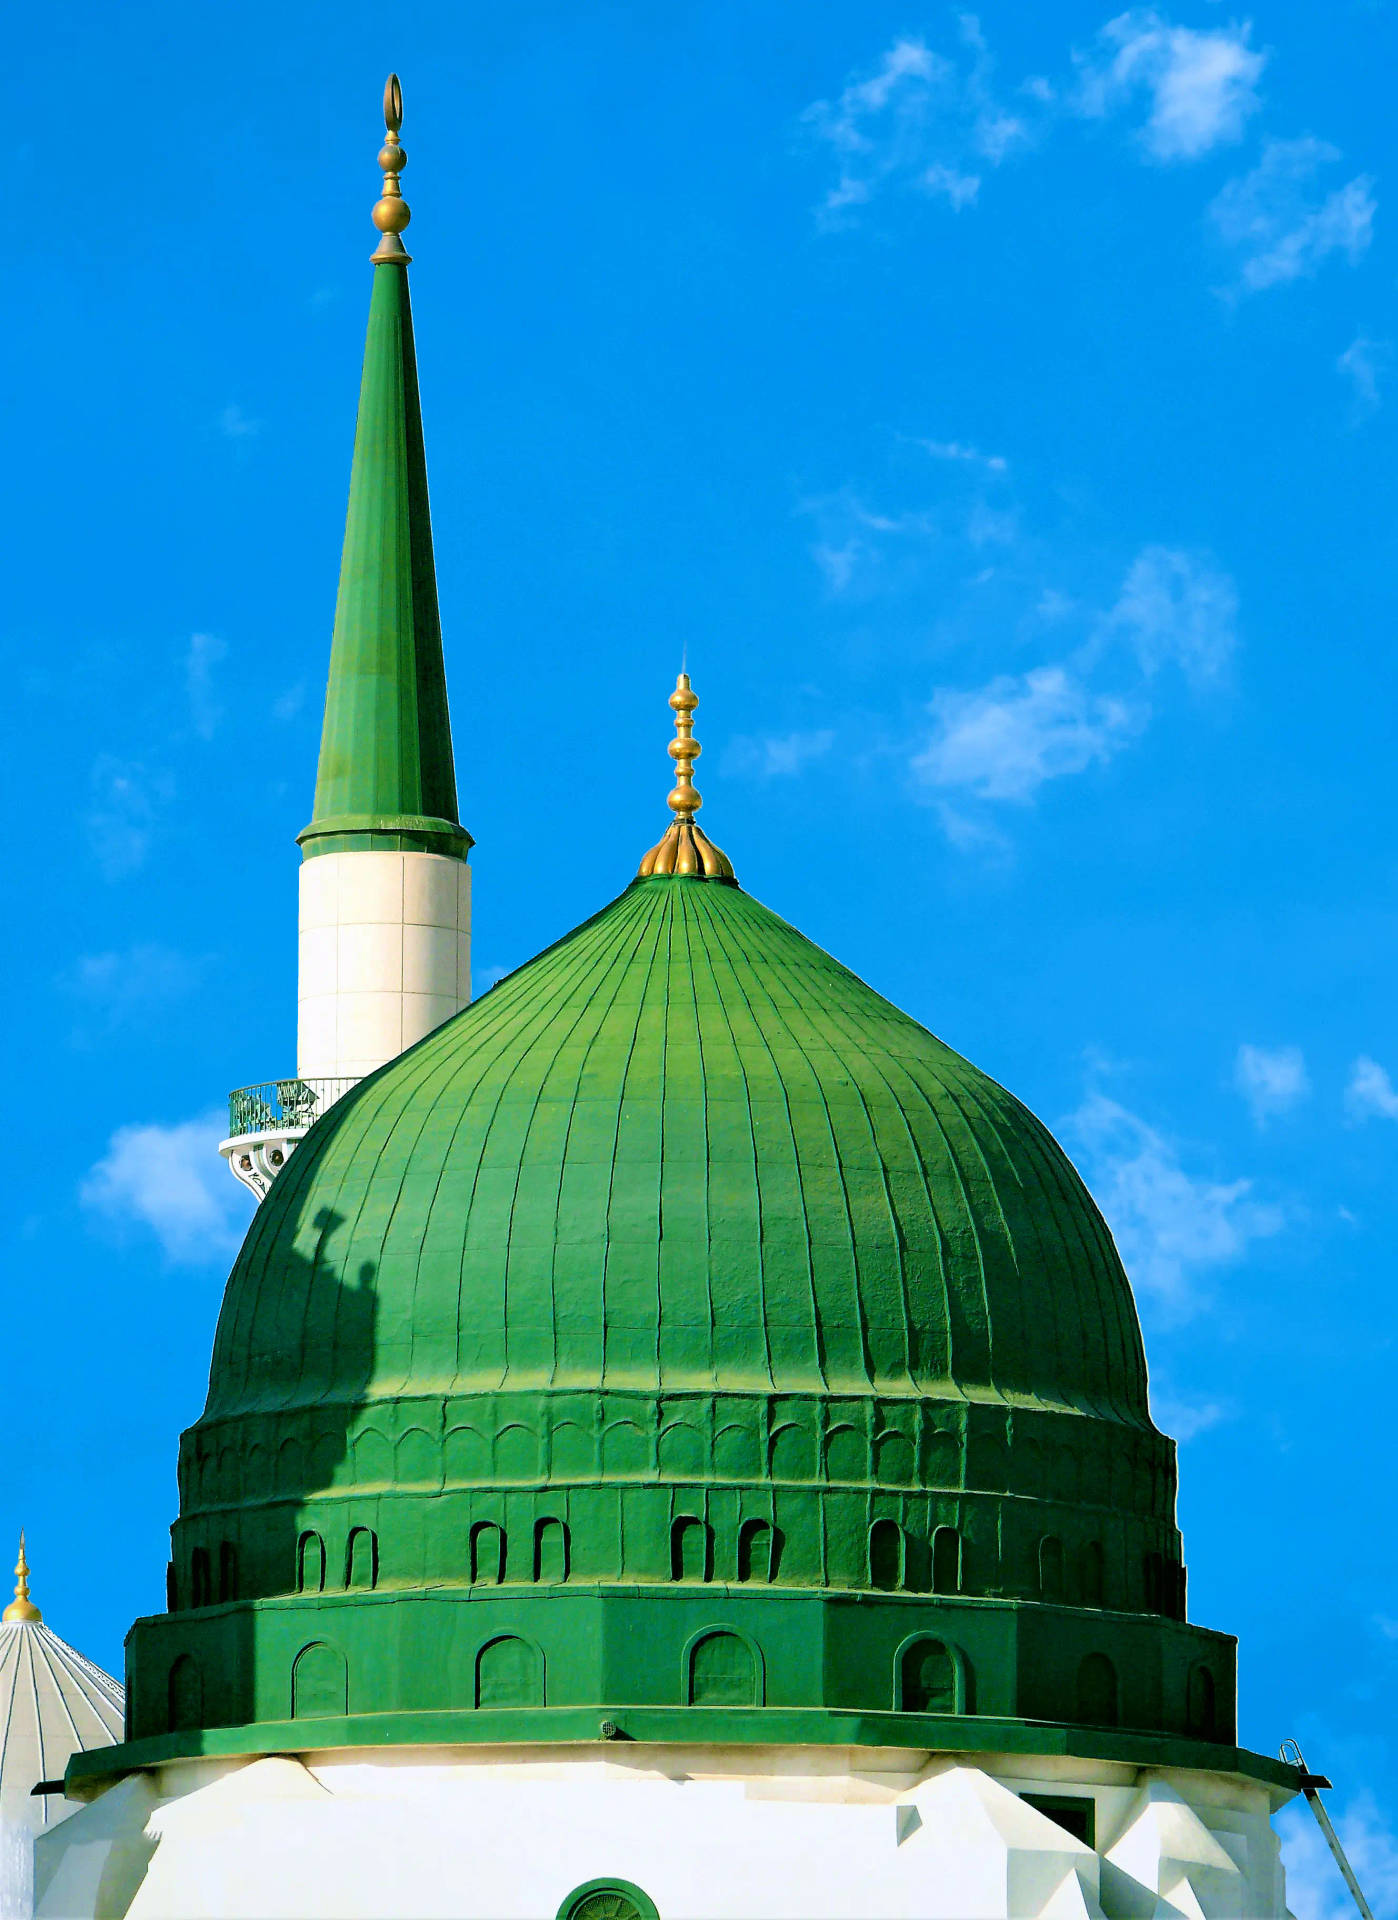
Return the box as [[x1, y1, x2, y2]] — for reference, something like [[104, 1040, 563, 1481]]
[[3, 1531, 41, 1624], [637, 673, 736, 882], [370, 74, 413, 265]]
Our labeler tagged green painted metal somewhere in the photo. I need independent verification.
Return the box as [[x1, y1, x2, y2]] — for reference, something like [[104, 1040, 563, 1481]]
[[299, 264, 471, 863], [110, 871, 1243, 1768]]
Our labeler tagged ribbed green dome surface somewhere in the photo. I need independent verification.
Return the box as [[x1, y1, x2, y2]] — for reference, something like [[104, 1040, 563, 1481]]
[[209, 875, 1147, 1426]]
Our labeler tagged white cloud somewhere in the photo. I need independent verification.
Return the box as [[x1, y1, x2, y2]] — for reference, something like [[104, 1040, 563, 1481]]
[[81, 1111, 252, 1264], [272, 682, 306, 723], [1234, 1043, 1310, 1125], [918, 439, 1008, 474], [1345, 1055, 1398, 1122], [219, 403, 261, 439], [186, 631, 227, 740], [85, 757, 171, 880], [1338, 334, 1390, 414], [62, 944, 201, 1034], [1278, 1792, 1398, 1920], [1210, 138, 1376, 293], [1076, 11, 1265, 161], [1062, 1092, 1283, 1312], [915, 665, 1141, 803], [471, 964, 512, 998], [1149, 1389, 1228, 1442], [726, 730, 836, 780], [1108, 546, 1238, 688], [802, 21, 1026, 222]]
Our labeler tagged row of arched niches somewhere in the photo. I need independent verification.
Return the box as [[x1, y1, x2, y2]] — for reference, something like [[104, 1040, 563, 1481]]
[[172, 1395, 1187, 1618]]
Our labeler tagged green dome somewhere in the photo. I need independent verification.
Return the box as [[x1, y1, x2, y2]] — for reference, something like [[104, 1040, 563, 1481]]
[[118, 873, 1241, 1771], [211, 875, 1146, 1424]]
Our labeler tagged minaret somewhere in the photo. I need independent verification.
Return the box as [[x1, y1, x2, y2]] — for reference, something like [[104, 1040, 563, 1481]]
[[222, 77, 470, 1198]]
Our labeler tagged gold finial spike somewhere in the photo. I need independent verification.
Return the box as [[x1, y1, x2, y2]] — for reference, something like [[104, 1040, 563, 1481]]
[[370, 73, 413, 265], [638, 673, 736, 883], [3, 1530, 41, 1624]]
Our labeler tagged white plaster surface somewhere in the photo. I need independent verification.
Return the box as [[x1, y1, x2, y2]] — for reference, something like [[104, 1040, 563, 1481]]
[[34, 1745, 1294, 1920], [297, 852, 470, 1081]]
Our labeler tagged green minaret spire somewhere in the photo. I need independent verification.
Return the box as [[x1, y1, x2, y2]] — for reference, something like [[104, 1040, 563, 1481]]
[[298, 75, 471, 862]]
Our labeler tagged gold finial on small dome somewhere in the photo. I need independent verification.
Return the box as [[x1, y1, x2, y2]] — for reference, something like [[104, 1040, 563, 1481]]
[[3, 1531, 41, 1624], [370, 73, 413, 265], [637, 673, 736, 882]]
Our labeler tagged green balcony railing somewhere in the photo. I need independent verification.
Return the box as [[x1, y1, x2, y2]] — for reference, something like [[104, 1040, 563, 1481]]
[[227, 1078, 358, 1139]]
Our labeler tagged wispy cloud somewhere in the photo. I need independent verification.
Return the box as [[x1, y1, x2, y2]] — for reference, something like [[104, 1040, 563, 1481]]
[[85, 757, 172, 880], [1234, 1042, 1310, 1125], [725, 730, 836, 780], [917, 438, 1009, 474], [80, 1111, 252, 1264], [219, 403, 261, 439], [1210, 137, 1375, 293], [1345, 1055, 1398, 1122], [1107, 545, 1238, 688], [272, 682, 306, 723], [1149, 1389, 1229, 1442], [186, 631, 227, 740], [1338, 334, 1390, 416], [915, 666, 1141, 803], [1278, 1792, 1398, 1920], [1074, 11, 1266, 161], [912, 545, 1237, 825], [1061, 1091, 1283, 1314], [61, 944, 202, 1039], [802, 21, 1026, 223]]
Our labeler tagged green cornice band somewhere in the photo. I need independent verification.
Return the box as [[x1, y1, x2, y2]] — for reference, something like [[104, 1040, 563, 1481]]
[[297, 813, 474, 861]]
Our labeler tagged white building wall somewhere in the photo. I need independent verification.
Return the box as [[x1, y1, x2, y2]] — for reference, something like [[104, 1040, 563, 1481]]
[[34, 1746, 1294, 1920], [298, 852, 471, 1082]]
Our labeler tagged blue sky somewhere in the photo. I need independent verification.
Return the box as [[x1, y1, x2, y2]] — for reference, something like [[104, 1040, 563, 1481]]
[[7, 0, 1396, 1902]]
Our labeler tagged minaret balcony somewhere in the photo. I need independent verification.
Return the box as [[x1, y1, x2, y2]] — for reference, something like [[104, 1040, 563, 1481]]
[[219, 1078, 358, 1199]]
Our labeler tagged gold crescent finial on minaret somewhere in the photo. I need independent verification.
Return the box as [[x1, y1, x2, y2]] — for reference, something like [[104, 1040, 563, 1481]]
[[3, 1529, 41, 1624], [638, 673, 736, 882], [371, 73, 413, 265]]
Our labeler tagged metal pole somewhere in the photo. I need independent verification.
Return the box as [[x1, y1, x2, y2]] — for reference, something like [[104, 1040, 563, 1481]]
[[1279, 1741, 1375, 1920]]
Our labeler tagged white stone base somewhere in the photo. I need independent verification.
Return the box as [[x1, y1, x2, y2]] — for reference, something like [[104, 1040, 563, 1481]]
[[297, 851, 471, 1082], [34, 1744, 1294, 1919]]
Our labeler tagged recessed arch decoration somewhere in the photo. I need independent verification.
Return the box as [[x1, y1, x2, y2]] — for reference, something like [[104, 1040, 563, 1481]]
[[476, 1634, 544, 1708], [868, 1517, 903, 1591], [292, 1641, 348, 1719], [895, 1634, 970, 1714], [1076, 1652, 1119, 1728], [346, 1526, 378, 1590], [685, 1627, 763, 1707], [296, 1530, 326, 1595]]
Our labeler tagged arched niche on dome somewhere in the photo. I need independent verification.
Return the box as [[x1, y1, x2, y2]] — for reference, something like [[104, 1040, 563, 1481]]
[[896, 1635, 972, 1715], [351, 1428, 392, 1484], [868, 1518, 904, 1591], [292, 1642, 348, 1719], [926, 1428, 959, 1487], [671, 1516, 711, 1582], [685, 1629, 762, 1707], [470, 1521, 506, 1586], [550, 1421, 593, 1478], [534, 1518, 569, 1583], [346, 1526, 378, 1590], [396, 1428, 437, 1485], [476, 1635, 544, 1708], [769, 1422, 815, 1482], [932, 1525, 962, 1596], [190, 1547, 211, 1609], [1187, 1662, 1217, 1739], [602, 1420, 649, 1476], [1079, 1540, 1105, 1607], [824, 1425, 864, 1483], [218, 1541, 238, 1604], [967, 1433, 1007, 1492], [276, 1436, 305, 1497], [658, 1423, 705, 1478], [1076, 1652, 1118, 1728], [1039, 1535, 1065, 1602], [874, 1431, 914, 1486], [310, 1432, 342, 1491], [444, 1426, 489, 1482], [495, 1424, 539, 1481], [168, 1653, 203, 1733], [714, 1421, 760, 1480], [737, 1518, 781, 1584], [296, 1530, 326, 1595]]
